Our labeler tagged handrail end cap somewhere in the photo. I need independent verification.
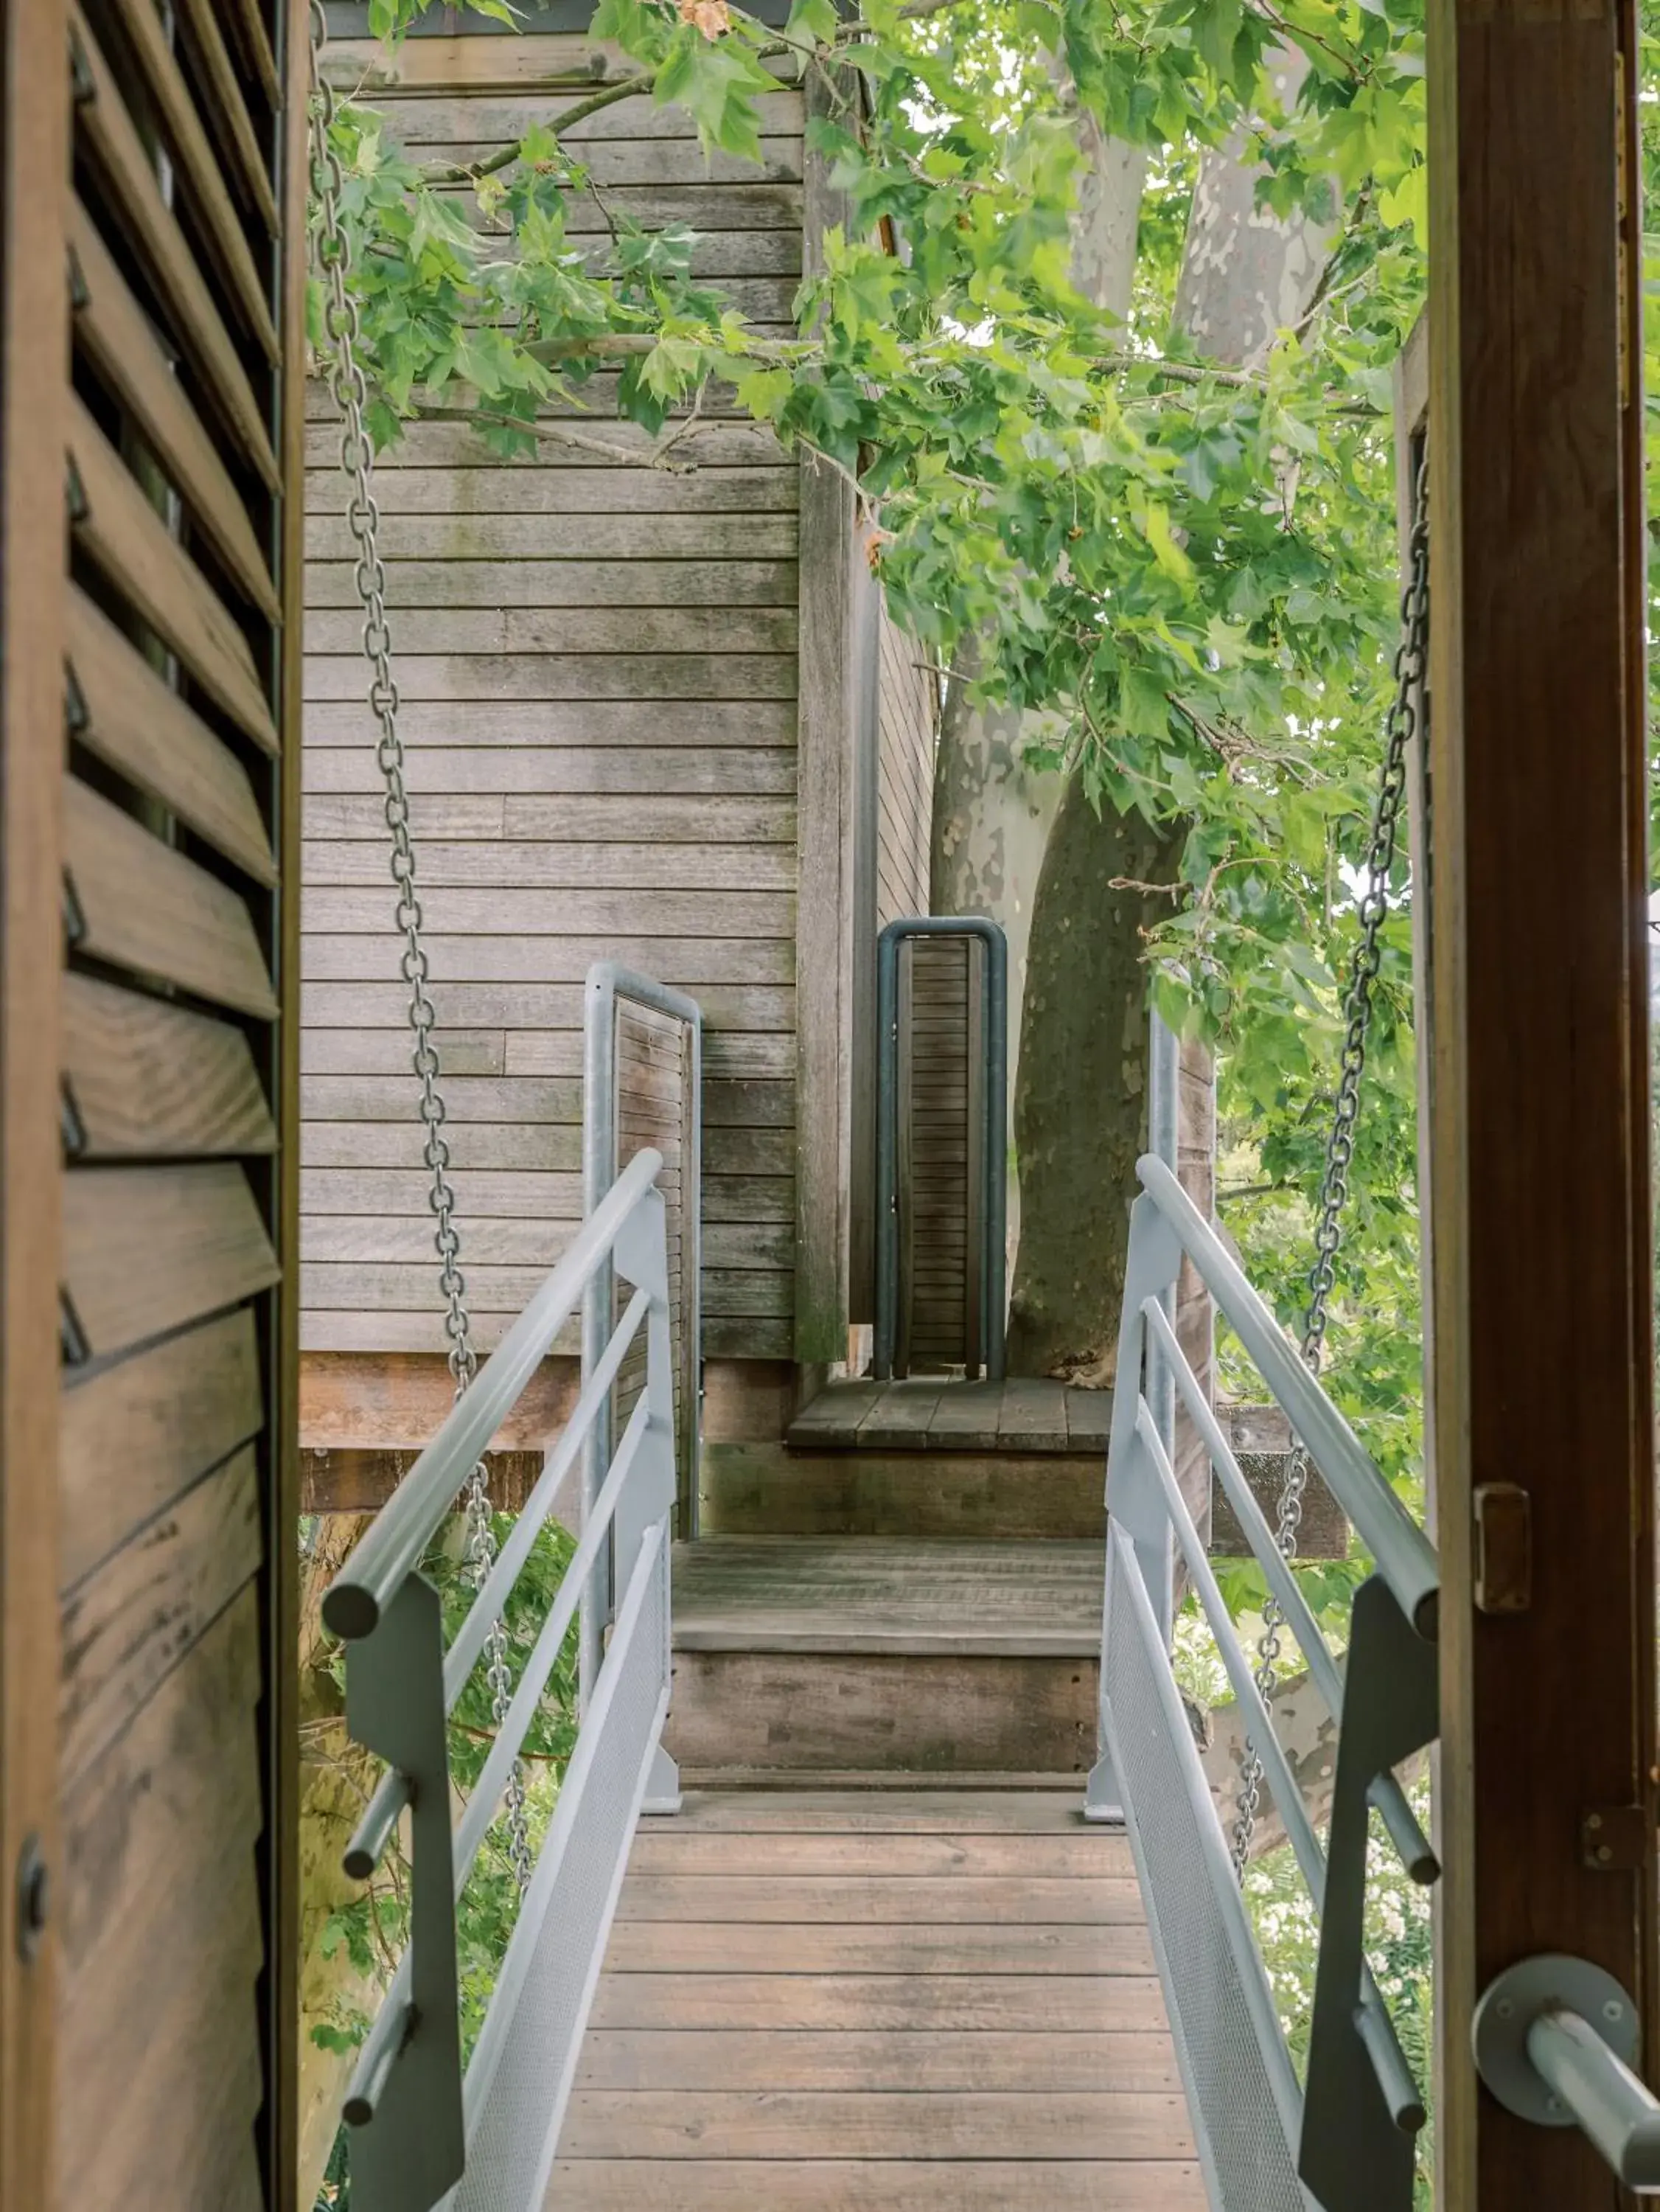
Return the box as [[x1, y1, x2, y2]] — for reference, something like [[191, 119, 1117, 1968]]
[[323, 1583, 380, 1641]]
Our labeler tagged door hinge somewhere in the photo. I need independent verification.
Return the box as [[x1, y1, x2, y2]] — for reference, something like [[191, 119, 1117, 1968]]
[[1583, 1804, 1649, 1872]]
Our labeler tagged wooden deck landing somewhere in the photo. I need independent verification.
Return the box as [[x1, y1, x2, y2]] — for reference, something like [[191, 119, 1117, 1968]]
[[788, 1377, 1113, 1455], [549, 1790, 1204, 2208]]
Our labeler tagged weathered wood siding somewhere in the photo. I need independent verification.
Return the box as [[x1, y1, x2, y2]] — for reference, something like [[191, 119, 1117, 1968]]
[[43, 0, 304, 2198], [303, 29, 805, 1361], [875, 596, 935, 931]]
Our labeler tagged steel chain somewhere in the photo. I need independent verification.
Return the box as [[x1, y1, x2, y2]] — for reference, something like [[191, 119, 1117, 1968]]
[[307, 6, 532, 1894], [1230, 456, 1430, 1879]]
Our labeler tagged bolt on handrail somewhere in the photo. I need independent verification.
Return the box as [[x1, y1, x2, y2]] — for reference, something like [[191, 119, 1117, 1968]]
[[1093, 1153, 1441, 2212]]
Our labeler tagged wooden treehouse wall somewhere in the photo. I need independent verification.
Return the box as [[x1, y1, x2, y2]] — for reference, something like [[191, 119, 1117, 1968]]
[[300, 15, 934, 1460], [1, 0, 304, 2199]]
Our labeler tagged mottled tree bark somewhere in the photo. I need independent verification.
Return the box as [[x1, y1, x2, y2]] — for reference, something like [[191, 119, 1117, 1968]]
[[930, 120, 1147, 1137], [1007, 47, 1332, 1376], [1005, 796, 1186, 1378]]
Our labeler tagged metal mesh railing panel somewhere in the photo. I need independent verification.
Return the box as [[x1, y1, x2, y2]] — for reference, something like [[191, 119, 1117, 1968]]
[[1104, 1533, 1308, 2212], [452, 1530, 670, 2212]]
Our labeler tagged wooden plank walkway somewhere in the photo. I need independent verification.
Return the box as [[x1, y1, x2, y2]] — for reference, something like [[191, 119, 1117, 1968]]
[[787, 1376, 1113, 1455], [672, 1537, 1103, 1655], [548, 1790, 1204, 2208]]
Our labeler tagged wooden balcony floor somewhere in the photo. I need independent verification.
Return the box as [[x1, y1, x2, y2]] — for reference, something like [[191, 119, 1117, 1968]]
[[548, 1789, 1204, 2208]]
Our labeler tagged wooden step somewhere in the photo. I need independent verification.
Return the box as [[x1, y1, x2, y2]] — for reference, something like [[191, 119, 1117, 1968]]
[[666, 1539, 1102, 1775], [702, 1440, 1106, 1540], [786, 1376, 1112, 1455]]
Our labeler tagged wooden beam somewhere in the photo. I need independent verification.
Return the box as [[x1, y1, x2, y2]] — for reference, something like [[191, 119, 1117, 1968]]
[[792, 68, 856, 1369], [0, 0, 66, 2195], [1427, 0, 1656, 2199]]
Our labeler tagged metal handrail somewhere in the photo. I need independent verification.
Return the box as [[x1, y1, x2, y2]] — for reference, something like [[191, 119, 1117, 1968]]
[[1094, 1152, 1442, 2212], [1133, 1152, 1440, 1637], [324, 1147, 663, 1644], [322, 1141, 681, 2212]]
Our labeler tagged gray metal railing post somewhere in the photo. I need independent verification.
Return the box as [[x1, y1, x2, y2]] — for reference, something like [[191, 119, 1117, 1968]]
[[874, 916, 1007, 1380], [1146, 1009, 1179, 1464], [1087, 1189, 1182, 1823], [582, 963, 702, 1715]]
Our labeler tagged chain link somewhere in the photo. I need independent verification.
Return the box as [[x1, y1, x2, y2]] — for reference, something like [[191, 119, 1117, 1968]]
[[307, 7, 531, 1894], [1230, 454, 1430, 1880]]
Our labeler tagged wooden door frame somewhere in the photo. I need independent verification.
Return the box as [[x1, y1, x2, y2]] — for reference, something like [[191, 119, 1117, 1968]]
[[0, 0, 66, 2199], [1427, 0, 1657, 2201]]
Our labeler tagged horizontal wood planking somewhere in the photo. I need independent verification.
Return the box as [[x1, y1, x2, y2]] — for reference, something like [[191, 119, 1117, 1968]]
[[304, 700, 798, 748], [302, 932, 796, 981], [303, 839, 795, 891], [699, 1440, 1104, 1541], [304, 604, 797, 657], [302, 888, 794, 936], [544, 2162, 1205, 2208], [589, 1972, 1171, 2033], [303, 419, 787, 471], [304, 654, 797, 703], [299, 1310, 792, 1360], [561, 2090, 1191, 2161], [370, 88, 805, 147], [667, 1651, 1096, 1774], [575, 2028, 1175, 2093], [58, 1442, 262, 1789], [60, 1308, 263, 1590], [305, 511, 798, 560], [615, 1874, 1145, 1925], [302, 465, 798, 517], [626, 1829, 1135, 1877], [307, 556, 798, 609], [304, 748, 797, 796], [301, 64, 808, 1364], [561, 1786, 1196, 2201], [63, 973, 276, 1161]]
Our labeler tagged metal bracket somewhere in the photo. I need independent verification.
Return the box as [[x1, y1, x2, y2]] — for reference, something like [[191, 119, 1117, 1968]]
[[1474, 1955, 1636, 2126], [341, 1574, 465, 2212], [1582, 1804, 1649, 1871], [1300, 1571, 1440, 2211]]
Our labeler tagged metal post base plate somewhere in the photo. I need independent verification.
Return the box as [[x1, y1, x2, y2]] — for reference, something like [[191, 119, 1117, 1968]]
[[1473, 1954, 1640, 2125]]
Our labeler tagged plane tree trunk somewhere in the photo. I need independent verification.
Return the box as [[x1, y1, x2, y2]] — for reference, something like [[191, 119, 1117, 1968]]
[[1007, 48, 1332, 1377], [930, 118, 1146, 1270]]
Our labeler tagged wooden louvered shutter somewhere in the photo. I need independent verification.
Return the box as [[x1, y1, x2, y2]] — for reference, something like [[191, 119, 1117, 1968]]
[[0, 0, 301, 2197]]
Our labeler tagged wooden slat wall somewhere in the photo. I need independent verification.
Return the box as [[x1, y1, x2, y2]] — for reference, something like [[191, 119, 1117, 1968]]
[[51, 0, 299, 2199], [899, 938, 973, 1371], [874, 594, 934, 931], [301, 27, 803, 1363], [610, 998, 696, 1517]]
